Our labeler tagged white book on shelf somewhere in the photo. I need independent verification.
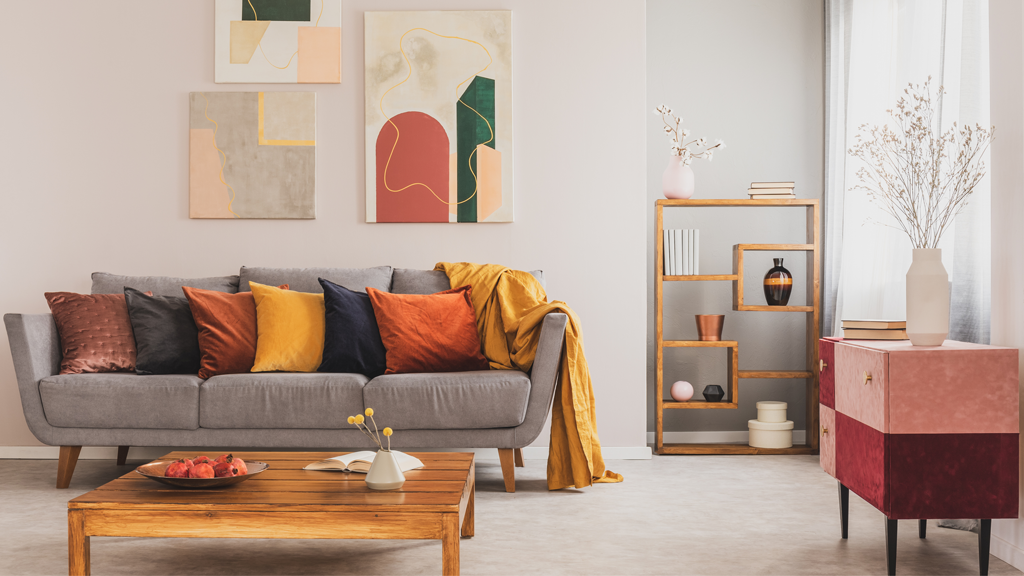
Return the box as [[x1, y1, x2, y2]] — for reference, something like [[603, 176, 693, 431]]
[[663, 230, 671, 275], [688, 229, 695, 275], [682, 229, 689, 275], [694, 229, 700, 275], [671, 227, 679, 274]]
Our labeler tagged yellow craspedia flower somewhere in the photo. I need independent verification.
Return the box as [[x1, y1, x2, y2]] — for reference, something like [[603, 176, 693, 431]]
[[383, 427, 393, 437], [355, 414, 365, 424], [365, 408, 374, 417], [347, 416, 355, 424]]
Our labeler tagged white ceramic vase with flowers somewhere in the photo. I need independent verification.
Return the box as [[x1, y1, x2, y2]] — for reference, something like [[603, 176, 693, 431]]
[[849, 79, 993, 346], [654, 104, 724, 199], [348, 408, 403, 490]]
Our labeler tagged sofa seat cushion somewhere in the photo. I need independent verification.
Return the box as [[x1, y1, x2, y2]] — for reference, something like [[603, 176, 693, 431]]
[[39, 374, 201, 429], [362, 370, 530, 429], [200, 373, 367, 429]]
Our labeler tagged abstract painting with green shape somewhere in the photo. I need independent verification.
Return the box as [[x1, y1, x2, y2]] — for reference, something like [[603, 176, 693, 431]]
[[457, 76, 496, 223]]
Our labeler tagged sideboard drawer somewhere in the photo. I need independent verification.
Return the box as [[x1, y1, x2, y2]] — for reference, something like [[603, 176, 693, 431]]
[[820, 404, 836, 478], [819, 339, 835, 409], [836, 411, 888, 513], [835, 343, 888, 433]]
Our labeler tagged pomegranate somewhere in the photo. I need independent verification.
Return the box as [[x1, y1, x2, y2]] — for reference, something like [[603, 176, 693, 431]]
[[232, 457, 248, 475], [165, 459, 190, 478], [192, 455, 213, 466], [214, 454, 232, 464], [188, 463, 215, 478], [213, 461, 239, 478]]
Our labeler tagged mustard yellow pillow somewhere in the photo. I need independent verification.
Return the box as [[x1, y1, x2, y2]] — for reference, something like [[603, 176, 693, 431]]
[[250, 282, 325, 372]]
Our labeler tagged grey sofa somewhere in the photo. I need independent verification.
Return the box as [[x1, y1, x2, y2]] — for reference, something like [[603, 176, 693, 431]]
[[4, 266, 567, 492]]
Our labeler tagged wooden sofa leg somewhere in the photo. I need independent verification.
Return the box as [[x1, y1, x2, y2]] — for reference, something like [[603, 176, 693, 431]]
[[497, 449, 516, 493], [514, 448, 525, 467], [57, 446, 82, 489], [116, 446, 130, 466]]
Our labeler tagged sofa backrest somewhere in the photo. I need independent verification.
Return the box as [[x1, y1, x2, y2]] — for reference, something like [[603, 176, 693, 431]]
[[238, 266, 394, 294], [91, 272, 239, 297], [390, 269, 546, 295]]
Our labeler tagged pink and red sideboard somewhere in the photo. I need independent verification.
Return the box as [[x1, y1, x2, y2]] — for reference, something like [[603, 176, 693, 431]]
[[819, 337, 1019, 575]]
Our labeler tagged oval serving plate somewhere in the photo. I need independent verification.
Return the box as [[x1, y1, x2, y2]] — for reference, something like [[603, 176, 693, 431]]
[[135, 461, 269, 489]]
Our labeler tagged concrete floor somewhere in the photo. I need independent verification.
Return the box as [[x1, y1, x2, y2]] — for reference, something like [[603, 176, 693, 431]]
[[0, 454, 1017, 575]]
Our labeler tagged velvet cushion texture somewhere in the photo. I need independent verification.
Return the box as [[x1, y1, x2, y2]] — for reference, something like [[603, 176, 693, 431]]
[[366, 286, 489, 374], [318, 278, 387, 377], [250, 282, 325, 373], [123, 288, 201, 375], [44, 291, 145, 374], [182, 285, 288, 379]]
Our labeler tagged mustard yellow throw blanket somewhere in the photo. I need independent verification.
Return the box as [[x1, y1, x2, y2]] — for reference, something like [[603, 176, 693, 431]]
[[435, 262, 623, 490]]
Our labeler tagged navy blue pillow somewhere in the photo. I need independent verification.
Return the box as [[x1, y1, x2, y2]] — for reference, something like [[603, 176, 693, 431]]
[[318, 278, 387, 377]]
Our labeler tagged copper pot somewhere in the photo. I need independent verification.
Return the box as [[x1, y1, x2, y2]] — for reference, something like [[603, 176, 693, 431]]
[[696, 315, 725, 341]]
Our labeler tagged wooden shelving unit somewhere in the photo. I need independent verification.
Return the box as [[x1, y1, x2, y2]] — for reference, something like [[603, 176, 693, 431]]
[[655, 198, 820, 456]]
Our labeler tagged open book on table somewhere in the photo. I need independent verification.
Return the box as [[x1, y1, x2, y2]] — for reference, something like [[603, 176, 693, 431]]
[[303, 451, 424, 474]]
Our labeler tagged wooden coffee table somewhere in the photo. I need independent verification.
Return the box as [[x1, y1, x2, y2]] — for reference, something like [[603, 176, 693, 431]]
[[68, 451, 475, 576]]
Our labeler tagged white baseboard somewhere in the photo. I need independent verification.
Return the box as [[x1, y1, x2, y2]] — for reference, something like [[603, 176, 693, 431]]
[[0, 445, 653, 461], [646, 430, 808, 445], [991, 533, 1024, 572]]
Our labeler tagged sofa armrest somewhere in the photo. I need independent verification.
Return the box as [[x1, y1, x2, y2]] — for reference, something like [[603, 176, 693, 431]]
[[4, 314, 60, 444], [514, 312, 568, 447]]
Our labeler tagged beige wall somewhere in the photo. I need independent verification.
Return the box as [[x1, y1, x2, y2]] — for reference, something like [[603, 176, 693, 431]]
[[989, 0, 1024, 568], [646, 0, 825, 436], [0, 1, 648, 449]]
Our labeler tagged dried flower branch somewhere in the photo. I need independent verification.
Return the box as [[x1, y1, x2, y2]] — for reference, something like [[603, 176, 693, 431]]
[[654, 104, 725, 166], [848, 78, 993, 249]]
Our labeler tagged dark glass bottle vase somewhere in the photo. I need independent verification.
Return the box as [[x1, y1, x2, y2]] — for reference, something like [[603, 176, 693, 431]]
[[763, 258, 793, 306]]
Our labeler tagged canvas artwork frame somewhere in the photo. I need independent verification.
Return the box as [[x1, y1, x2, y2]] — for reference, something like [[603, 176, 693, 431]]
[[215, 0, 341, 84], [364, 10, 513, 223], [189, 91, 316, 219]]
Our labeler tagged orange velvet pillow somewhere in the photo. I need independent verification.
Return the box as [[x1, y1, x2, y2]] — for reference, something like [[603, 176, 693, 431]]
[[182, 285, 287, 379], [366, 286, 489, 374]]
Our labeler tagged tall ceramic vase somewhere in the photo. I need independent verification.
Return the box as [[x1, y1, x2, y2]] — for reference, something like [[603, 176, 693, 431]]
[[906, 248, 949, 346], [662, 156, 694, 199], [365, 450, 405, 490]]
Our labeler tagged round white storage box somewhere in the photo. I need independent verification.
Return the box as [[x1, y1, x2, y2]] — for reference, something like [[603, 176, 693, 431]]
[[756, 401, 788, 423], [748, 419, 794, 449]]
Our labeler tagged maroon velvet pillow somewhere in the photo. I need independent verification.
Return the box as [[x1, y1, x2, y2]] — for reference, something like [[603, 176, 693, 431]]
[[45, 291, 149, 374], [366, 286, 489, 374]]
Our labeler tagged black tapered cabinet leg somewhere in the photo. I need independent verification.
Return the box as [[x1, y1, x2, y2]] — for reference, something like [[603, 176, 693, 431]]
[[839, 482, 850, 539], [979, 519, 991, 576], [885, 518, 898, 576], [919, 519, 927, 539]]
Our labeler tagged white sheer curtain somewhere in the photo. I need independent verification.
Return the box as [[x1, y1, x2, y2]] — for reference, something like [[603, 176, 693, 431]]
[[824, 0, 991, 343]]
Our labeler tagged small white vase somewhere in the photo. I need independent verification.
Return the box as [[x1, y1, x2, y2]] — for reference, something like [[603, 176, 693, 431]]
[[365, 450, 405, 490], [906, 248, 949, 346], [662, 156, 695, 199]]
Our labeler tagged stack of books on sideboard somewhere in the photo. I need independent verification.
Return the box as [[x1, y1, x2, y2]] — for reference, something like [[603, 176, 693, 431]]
[[841, 320, 909, 340], [663, 229, 699, 276], [748, 182, 796, 199]]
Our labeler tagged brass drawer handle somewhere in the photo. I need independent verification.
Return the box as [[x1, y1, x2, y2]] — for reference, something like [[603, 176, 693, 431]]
[[821, 426, 829, 436], [820, 359, 827, 373], [863, 371, 872, 385]]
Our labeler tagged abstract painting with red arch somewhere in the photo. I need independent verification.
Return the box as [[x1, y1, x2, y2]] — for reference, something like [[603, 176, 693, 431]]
[[364, 11, 513, 223], [375, 112, 449, 223]]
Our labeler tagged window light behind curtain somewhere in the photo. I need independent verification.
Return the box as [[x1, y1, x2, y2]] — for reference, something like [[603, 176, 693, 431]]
[[823, 0, 991, 343]]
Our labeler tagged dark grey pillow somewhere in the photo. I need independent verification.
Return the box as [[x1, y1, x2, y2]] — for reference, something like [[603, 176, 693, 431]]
[[124, 288, 201, 375]]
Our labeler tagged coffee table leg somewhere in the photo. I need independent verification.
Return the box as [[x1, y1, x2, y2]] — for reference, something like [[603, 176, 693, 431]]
[[68, 510, 90, 576], [442, 512, 460, 575], [461, 489, 475, 538]]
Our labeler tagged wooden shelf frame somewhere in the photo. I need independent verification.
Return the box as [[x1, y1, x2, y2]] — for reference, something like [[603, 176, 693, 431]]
[[655, 198, 821, 456]]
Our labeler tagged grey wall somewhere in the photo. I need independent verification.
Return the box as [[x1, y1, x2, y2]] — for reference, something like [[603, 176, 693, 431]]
[[0, 0, 648, 449], [646, 0, 825, 437]]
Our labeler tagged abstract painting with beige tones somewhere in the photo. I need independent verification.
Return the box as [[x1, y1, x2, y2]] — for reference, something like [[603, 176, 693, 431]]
[[189, 92, 315, 219], [215, 0, 340, 83], [365, 11, 513, 223]]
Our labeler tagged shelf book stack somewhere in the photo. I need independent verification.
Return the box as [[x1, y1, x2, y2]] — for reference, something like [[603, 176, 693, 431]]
[[840, 319, 908, 340], [749, 182, 796, 200], [662, 229, 700, 276]]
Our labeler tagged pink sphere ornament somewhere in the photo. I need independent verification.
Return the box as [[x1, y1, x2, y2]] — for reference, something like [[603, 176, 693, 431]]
[[670, 381, 694, 401]]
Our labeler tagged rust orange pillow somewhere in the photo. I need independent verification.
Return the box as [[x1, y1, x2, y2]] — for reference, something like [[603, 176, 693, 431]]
[[366, 286, 489, 374], [183, 285, 288, 379], [45, 291, 150, 375]]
